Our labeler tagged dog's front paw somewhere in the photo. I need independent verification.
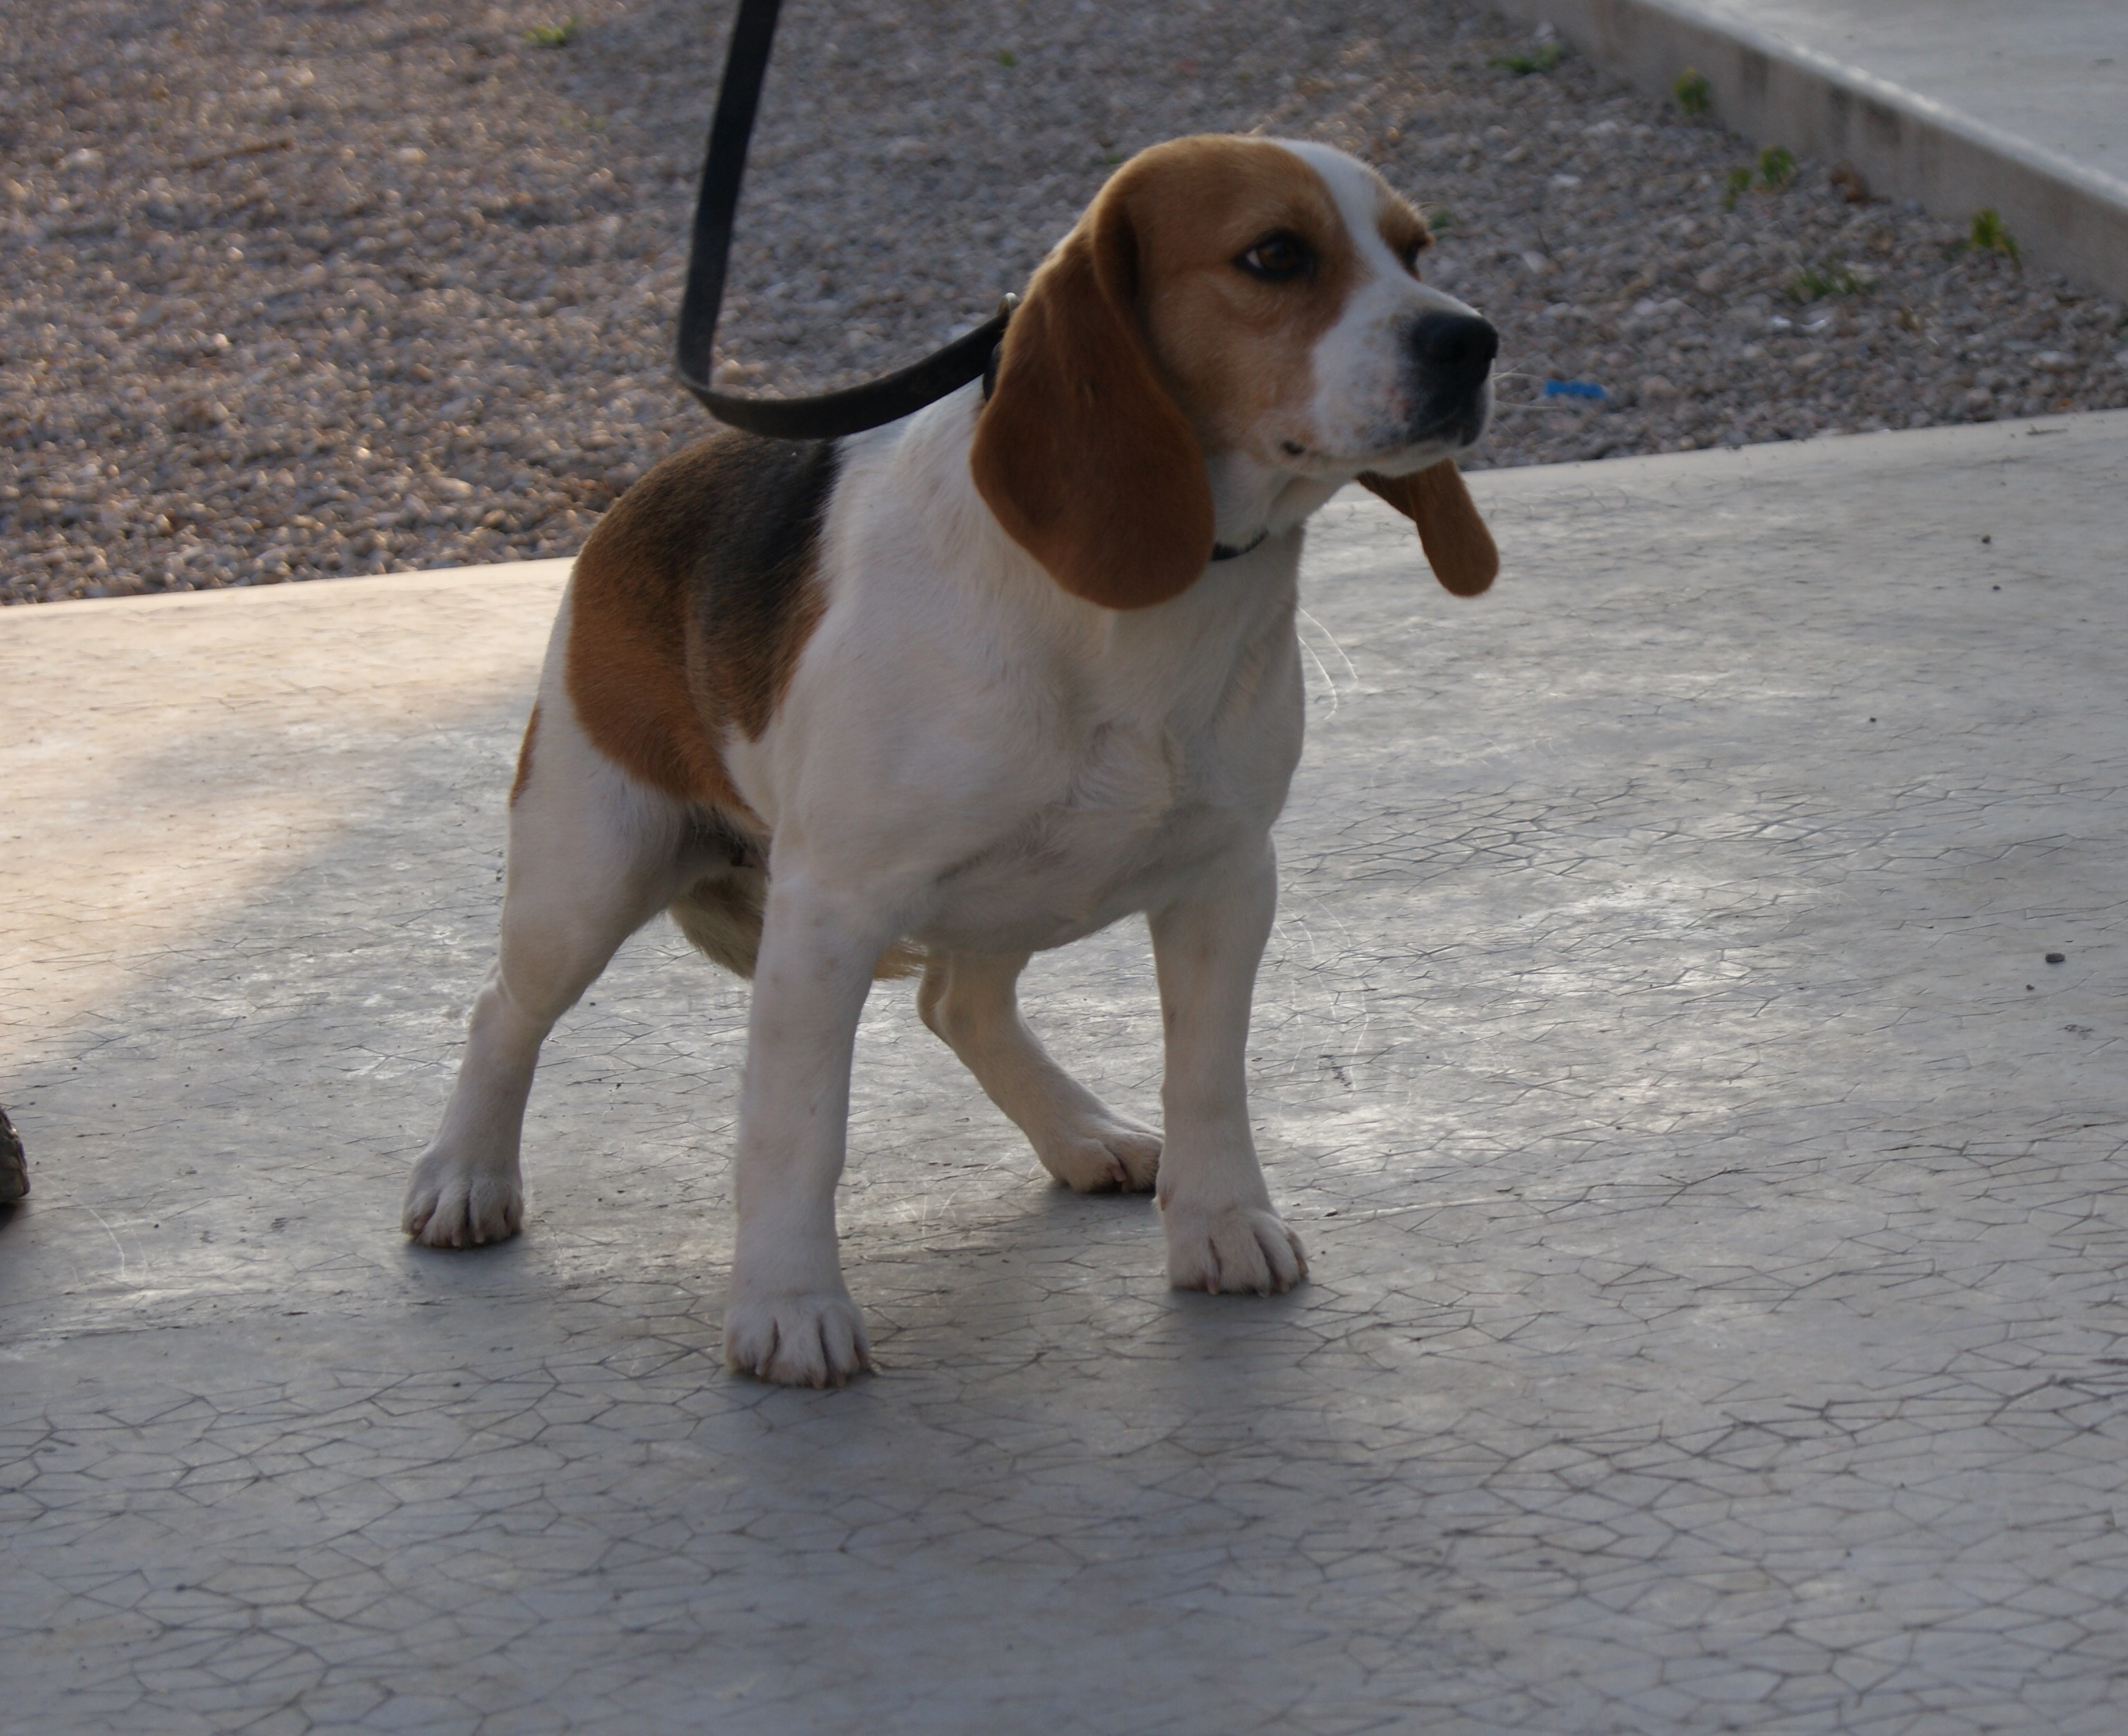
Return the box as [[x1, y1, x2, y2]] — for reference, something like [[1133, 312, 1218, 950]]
[[401, 1145, 524, 1248], [1163, 1201, 1308, 1295], [1034, 1111, 1162, 1193], [723, 1291, 873, 1387]]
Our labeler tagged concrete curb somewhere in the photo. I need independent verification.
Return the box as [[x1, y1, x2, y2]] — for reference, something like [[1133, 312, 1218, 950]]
[[1495, 0, 2128, 301]]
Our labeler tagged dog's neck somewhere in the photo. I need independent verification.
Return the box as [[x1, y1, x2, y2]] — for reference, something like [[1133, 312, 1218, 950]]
[[1205, 450, 1349, 552], [900, 386, 1342, 602]]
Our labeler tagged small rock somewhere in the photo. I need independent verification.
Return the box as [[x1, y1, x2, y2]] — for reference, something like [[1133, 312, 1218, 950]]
[[1829, 160, 1871, 203], [1638, 374, 1678, 403]]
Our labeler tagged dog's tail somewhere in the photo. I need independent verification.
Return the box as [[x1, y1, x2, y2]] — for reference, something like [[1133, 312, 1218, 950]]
[[668, 867, 923, 981]]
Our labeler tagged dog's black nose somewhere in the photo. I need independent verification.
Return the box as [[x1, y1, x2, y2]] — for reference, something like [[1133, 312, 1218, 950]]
[[1409, 313, 1499, 382]]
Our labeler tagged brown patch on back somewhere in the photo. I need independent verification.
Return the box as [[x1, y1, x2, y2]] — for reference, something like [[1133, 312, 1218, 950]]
[[509, 702, 541, 806], [564, 431, 841, 804]]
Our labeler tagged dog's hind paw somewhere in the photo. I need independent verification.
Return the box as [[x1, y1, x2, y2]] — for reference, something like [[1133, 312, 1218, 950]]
[[1035, 1111, 1162, 1194], [401, 1146, 523, 1248], [723, 1291, 872, 1387], [1163, 1202, 1307, 1296]]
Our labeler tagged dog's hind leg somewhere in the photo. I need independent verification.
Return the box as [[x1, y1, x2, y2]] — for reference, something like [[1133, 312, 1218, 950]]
[[917, 950, 1161, 1192], [403, 690, 690, 1248]]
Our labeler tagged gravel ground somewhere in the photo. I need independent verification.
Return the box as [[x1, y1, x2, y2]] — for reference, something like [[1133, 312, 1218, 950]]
[[5, 0, 2127, 604]]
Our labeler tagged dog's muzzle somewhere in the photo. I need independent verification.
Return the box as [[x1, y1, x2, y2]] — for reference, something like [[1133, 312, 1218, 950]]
[[1407, 311, 1499, 447]]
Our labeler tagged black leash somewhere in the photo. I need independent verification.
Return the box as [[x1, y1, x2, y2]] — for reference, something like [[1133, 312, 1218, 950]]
[[674, 0, 1015, 441]]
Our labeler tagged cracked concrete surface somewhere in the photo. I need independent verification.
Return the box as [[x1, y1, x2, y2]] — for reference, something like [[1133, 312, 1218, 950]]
[[3, 414, 2126, 1733]]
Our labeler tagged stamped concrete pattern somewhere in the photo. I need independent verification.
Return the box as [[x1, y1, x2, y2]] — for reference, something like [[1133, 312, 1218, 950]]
[[3, 416, 2127, 1733]]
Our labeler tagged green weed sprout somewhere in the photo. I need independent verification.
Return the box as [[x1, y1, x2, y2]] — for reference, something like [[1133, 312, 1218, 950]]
[[1725, 147, 1798, 210], [524, 17, 581, 48], [1490, 41, 1564, 76], [1788, 261, 1872, 302], [1674, 67, 1713, 115], [1968, 208, 2021, 261]]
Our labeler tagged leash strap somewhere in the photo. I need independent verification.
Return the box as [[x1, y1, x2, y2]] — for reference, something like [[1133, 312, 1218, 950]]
[[674, 0, 1014, 440]]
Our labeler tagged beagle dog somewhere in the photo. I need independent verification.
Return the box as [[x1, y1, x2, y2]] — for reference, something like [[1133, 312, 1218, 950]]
[[402, 136, 1499, 1387]]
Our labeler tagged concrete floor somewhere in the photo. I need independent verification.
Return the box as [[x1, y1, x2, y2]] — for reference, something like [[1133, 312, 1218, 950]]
[[3, 414, 2127, 1733]]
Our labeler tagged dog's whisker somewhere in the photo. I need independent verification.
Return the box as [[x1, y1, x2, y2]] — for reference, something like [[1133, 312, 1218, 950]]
[[1295, 630, 1341, 717], [1297, 605, 1359, 693]]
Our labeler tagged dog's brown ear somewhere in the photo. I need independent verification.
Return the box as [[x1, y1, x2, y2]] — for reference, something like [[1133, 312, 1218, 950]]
[[970, 196, 1213, 611], [1358, 461, 1499, 598]]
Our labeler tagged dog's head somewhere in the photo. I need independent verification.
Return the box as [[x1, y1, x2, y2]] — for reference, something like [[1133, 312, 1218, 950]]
[[971, 136, 1497, 610]]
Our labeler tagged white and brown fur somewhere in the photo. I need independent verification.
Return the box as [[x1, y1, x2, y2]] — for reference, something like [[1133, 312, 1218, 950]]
[[403, 136, 1501, 1387]]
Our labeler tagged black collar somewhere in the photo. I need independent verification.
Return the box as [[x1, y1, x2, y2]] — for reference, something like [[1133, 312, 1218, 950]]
[[1210, 528, 1270, 562]]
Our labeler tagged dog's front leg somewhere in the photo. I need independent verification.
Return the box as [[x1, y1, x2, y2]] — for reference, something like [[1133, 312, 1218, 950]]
[[1149, 844, 1308, 1295], [722, 869, 891, 1387]]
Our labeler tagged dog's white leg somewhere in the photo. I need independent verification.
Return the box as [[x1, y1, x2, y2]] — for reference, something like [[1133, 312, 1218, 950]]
[[403, 696, 685, 1248], [721, 867, 892, 1387], [918, 950, 1161, 1192], [1148, 844, 1308, 1294]]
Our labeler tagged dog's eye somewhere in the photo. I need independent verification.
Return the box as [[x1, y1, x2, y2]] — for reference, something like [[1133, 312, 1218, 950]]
[[1237, 232, 1313, 283]]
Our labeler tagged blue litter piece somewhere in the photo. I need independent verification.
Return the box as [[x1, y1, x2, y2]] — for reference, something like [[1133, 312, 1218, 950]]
[[1543, 378, 1609, 400]]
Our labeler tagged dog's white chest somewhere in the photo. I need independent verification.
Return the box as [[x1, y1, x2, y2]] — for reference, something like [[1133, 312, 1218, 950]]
[[913, 643, 1305, 953]]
